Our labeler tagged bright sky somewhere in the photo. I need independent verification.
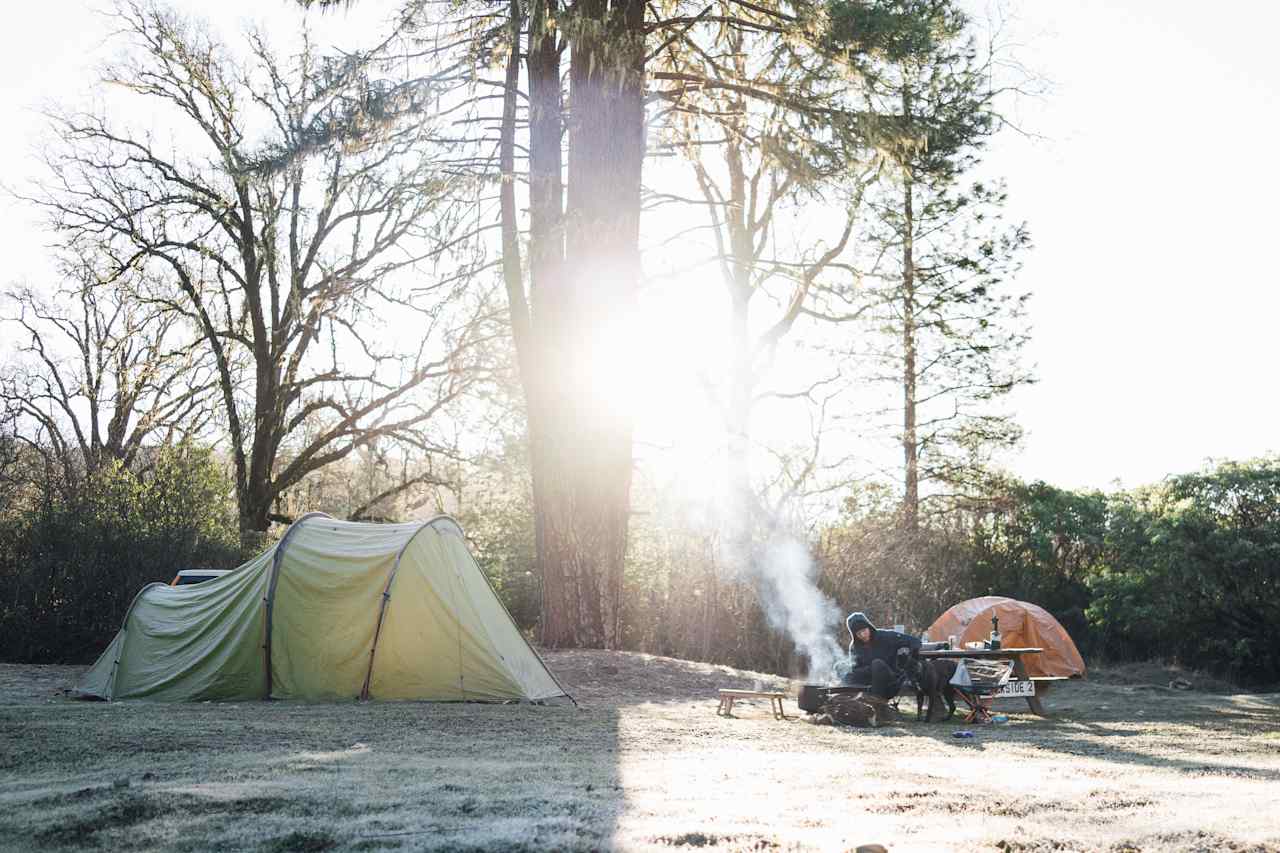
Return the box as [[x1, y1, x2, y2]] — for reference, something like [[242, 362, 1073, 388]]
[[2, 0, 1277, 494], [981, 1, 1280, 490]]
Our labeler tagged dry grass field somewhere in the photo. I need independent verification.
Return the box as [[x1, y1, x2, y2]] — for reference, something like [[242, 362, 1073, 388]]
[[1, 650, 1278, 852]]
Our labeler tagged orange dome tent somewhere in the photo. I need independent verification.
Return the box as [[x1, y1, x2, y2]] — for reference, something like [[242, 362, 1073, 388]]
[[925, 596, 1086, 679]]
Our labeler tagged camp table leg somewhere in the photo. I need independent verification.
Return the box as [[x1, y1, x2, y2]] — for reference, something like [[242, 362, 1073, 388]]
[[958, 689, 992, 724], [717, 694, 733, 717], [772, 696, 788, 720], [1012, 656, 1049, 717]]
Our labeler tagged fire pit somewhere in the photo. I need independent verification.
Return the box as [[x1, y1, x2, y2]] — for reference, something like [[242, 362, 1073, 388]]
[[797, 683, 867, 714]]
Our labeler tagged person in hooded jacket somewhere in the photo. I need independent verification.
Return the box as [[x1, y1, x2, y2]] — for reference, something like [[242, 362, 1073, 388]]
[[843, 611, 922, 700]]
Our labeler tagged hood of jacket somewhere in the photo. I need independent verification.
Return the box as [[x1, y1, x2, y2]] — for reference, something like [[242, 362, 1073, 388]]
[[846, 611, 876, 640]]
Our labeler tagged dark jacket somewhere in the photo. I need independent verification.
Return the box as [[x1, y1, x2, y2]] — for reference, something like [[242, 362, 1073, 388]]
[[846, 612, 921, 676]]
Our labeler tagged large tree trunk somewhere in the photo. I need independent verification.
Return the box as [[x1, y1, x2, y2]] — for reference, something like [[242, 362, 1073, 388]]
[[240, 365, 281, 547], [522, 0, 646, 649], [725, 138, 755, 571], [238, 484, 275, 553], [901, 164, 920, 533]]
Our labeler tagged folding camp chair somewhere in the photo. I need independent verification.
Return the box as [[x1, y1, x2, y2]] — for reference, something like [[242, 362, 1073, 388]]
[[950, 658, 1013, 723]]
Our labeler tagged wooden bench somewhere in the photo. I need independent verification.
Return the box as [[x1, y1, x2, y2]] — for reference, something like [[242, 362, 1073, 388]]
[[920, 648, 1061, 716], [1026, 676, 1070, 711], [717, 689, 789, 720], [961, 675, 1072, 719]]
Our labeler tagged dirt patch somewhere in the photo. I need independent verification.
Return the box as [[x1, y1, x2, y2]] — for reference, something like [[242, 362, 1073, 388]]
[[654, 832, 780, 850], [1084, 660, 1241, 694], [1105, 831, 1280, 853], [545, 649, 790, 705], [0, 651, 1278, 851]]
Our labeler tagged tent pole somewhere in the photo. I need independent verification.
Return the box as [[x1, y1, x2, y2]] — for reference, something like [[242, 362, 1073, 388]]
[[442, 518, 578, 707], [262, 512, 330, 700], [102, 581, 165, 701], [365, 514, 575, 704], [361, 520, 434, 700]]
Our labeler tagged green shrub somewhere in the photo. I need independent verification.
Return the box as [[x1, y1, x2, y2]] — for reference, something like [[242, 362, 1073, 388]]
[[0, 445, 239, 663], [1088, 460, 1280, 684]]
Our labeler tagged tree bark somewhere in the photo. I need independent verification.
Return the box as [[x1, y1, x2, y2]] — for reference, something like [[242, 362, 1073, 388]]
[[520, 0, 646, 649]]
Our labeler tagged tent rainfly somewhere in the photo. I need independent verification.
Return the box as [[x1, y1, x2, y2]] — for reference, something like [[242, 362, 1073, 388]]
[[76, 514, 570, 703], [925, 596, 1087, 680]]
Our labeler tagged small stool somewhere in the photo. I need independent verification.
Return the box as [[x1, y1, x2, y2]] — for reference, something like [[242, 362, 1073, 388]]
[[717, 689, 789, 720]]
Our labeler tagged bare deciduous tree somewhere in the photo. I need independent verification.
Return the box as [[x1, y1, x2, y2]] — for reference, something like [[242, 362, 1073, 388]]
[[1, 257, 215, 500], [33, 3, 494, 542], [646, 1, 940, 564]]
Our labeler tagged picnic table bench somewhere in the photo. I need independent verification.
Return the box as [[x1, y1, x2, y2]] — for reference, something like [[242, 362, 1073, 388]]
[[716, 689, 789, 720], [920, 647, 1058, 717]]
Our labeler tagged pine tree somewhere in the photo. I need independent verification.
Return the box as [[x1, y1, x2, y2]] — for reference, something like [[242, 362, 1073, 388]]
[[855, 21, 1034, 529]]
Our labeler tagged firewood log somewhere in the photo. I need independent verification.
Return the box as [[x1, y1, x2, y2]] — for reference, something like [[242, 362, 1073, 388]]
[[819, 691, 900, 728]]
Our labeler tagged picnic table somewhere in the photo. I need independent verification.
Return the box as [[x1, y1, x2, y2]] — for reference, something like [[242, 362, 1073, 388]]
[[919, 647, 1064, 717]]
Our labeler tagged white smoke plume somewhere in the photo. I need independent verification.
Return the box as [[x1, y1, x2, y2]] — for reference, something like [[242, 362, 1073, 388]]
[[749, 535, 845, 682]]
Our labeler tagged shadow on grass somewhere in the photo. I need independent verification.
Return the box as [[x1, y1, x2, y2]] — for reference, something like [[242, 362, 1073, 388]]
[[874, 691, 1280, 783], [0, 699, 625, 853]]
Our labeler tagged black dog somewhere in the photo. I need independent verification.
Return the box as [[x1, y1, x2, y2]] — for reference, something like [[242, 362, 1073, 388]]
[[909, 657, 957, 722]]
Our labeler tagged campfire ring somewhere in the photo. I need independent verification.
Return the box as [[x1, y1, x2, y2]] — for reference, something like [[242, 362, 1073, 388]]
[[797, 684, 871, 714]]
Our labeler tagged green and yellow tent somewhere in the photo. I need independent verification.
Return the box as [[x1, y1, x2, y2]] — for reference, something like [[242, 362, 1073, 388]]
[[77, 514, 569, 703]]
